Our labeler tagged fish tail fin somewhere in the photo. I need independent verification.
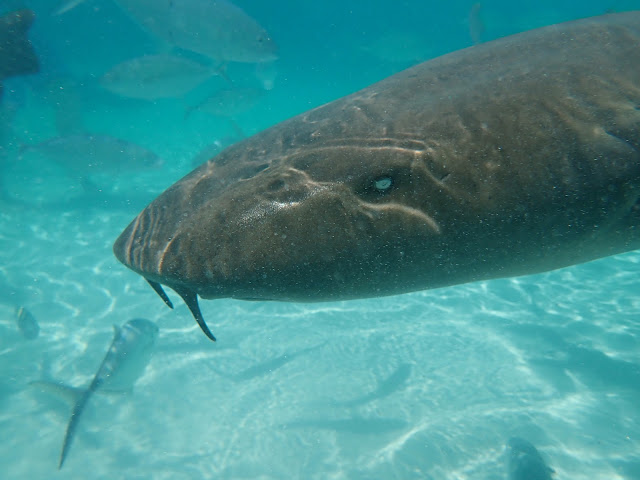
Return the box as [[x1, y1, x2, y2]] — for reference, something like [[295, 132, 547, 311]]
[[29, 380, 85, 407], [58, 389, 92, 469]]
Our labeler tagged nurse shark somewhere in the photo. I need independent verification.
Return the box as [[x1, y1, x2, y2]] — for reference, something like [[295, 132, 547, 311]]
[[114, 12, 640, 342]]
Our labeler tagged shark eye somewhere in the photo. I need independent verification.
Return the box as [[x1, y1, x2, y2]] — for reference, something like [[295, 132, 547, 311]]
[[374, 176, 393, 192]]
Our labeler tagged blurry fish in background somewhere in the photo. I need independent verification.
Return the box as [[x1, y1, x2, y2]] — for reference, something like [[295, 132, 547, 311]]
[[100, 54, 218, 100], [31, 318, 159, 469], [113, 0, 278, 64], [212, 342, 326, 382], [43, 77, 87, 136], [507, 437, 555, 480], [186, 86, 266, 120], [19, 133, 164, 176], [0, 9, 40, 101], [468, 3, 485, 44], [51, 0, 85, 16], [4, 132, 165, 209], [254, 60, 278, 91], [14, 306, 39, 340]]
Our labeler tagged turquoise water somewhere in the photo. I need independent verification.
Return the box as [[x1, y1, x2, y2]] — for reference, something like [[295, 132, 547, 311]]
[[1, 1, 640, 479]]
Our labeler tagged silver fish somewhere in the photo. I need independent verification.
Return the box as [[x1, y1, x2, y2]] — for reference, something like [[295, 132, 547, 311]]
[[186, 87, 266, 118], [114, 0, 278, 63], [101, 54, 215, 100], [57, 318, 159, 469], [20, 134, 164, 175]]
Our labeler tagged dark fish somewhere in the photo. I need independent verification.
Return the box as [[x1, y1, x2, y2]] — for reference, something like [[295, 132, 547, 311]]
[[113, 12, 640, 342], [507, 437, 554, 480], [337, 363, 412, 407], [14, 306, 39, 340], [533, 343, 640, 392], [57, 318, 158, 469], [214, 342, 326, 382], [0, 9, 39, 99]]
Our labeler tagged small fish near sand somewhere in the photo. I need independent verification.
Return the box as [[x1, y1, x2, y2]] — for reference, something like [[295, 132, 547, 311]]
[[507, 437, 555, 480], [19, 133, 164, 176], [336, 363, 412, 407], [213, 342, 326, 382], [0, 9, 40, 100], [100, 54, 217, 101], [14, 306, 39, 340], [35, 318, 159, 469]]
